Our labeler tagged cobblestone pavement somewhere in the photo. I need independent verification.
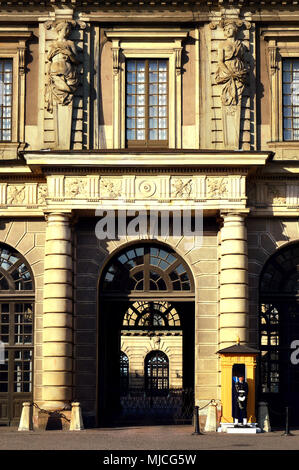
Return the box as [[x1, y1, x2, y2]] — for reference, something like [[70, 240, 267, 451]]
[[0, 425, 299, 451]]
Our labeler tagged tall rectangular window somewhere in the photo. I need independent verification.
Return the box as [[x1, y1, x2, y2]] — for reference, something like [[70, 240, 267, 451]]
[[126, 59, 168, 147], [283, 58, 299, 141], [0, 59, 12, 142]]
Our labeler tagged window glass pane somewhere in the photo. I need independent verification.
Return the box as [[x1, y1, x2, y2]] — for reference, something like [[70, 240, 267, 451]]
[[126, 59, 168, 144], [0, 59, 12, 141], [283, 59, 299, 140]]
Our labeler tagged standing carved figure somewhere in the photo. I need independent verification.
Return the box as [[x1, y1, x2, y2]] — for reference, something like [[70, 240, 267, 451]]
[[45, 21, 79, 113], [215, 20, 248, 109]]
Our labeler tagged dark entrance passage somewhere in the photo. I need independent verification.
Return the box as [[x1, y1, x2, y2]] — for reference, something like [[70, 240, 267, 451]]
[[259, 243, 299, 427], [98, 242, 195, 426]]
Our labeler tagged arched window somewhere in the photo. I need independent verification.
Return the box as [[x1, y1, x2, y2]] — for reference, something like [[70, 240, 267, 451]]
[[145, 350, 169, 396], [123, 301, 181, 329], [0, 243, 34, 424], [120, 351, 129, 395], [102, 244, 194, 294]]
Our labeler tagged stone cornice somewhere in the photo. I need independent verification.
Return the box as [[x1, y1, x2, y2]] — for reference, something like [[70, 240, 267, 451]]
[[24, 150, 271, 173], [0, 0, 296, 6]]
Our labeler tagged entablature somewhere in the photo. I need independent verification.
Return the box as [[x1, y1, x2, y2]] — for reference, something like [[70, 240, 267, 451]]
[[0, 149, 272, 215]]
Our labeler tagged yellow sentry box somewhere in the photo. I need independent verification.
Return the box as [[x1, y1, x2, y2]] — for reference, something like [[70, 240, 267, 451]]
[[217, 342, 259, 424]]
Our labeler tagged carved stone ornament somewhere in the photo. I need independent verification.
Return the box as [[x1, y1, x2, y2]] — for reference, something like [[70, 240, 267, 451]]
[[138, 180, 156, 198], [206, 177, 228, 198], [45, 20, 86, 114], [211, 17, 251, 149], [214, 19, 250, 109], [7, 185, 26, 205], [38, 184, 48, 205], [172, 179, 192, 198], [101, 179, 122, 199], [267, 184, 286, 205], [65, 178, 87, 198]]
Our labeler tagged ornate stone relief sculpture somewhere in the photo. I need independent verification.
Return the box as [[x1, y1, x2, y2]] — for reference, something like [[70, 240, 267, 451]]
[[65, 178, 87, 198], [101, 179, 122, 199], [211, 18, 250, 149], [45, 20, 85, 149], [172, 179, 192, 198], [206, 177, 228, 198], [45, 20, 80, 112], [7, 186, 26, 205], [38, 184, 48, 205]]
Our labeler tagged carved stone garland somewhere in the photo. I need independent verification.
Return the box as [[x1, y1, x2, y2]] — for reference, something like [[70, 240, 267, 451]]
[[211, 18, 251, 150]]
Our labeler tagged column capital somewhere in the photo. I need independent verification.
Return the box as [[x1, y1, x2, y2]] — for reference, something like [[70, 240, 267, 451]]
[[43, 211, 73, 224], [219, 209, 250, 220]]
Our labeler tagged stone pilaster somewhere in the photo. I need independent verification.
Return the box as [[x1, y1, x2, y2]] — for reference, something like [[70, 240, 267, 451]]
[[42, 212, 73, 410], [220, 212, 249, 348]]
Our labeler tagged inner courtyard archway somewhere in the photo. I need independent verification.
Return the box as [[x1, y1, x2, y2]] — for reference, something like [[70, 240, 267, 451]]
[[98, 242, 195, 426], [259, 242, 299, 426]]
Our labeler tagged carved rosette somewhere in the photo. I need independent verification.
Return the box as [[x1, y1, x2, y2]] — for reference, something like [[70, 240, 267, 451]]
[[138, 180, 157, 198]]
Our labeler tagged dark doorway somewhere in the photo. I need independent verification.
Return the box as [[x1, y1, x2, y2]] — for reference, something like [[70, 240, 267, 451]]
[[259, 242, 299, 427], [98, 242, 195, 426]]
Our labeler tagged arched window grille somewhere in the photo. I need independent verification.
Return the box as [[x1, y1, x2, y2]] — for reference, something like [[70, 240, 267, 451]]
[[145, 350, 169, 396], [0, 243, 34, 423], [102, 244, 194, 294], [123, 300, 181, 329]]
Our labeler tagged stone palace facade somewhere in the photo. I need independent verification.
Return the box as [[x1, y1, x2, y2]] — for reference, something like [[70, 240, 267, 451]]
[[0, 0, 299, 428]]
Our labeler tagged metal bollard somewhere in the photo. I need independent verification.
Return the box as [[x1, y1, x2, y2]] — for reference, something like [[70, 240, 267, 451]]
[[192, 405, 202, 435], [282, 406, 294, 436]]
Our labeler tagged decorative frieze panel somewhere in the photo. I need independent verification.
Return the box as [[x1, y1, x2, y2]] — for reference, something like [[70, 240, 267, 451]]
[[0, 183, 48, 207], [206, 177, 229, 199], [100, 178, 122, 199], [1, 174, 249, 210], [248, 180, 299, 208], [172, 178, 193, 199], [65, 178, 88, 199]]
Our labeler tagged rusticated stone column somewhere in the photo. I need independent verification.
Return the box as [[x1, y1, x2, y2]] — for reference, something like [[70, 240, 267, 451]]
[[220, 211, 249, 348], [42, 212, 73, 409]]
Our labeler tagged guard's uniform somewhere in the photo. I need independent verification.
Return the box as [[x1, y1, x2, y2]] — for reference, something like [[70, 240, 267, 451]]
[[232, 380, 248, 422]]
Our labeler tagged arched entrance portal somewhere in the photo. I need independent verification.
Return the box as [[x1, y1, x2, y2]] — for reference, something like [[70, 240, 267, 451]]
[[98, 242, 195, 425], [0, 243, 35, 425], [259, 242, 299, 426]]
